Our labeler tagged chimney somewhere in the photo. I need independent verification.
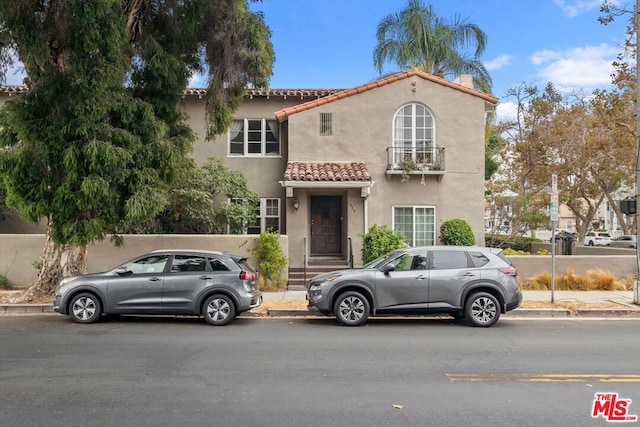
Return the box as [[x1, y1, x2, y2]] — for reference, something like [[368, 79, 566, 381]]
[[453, 74, 474, 89]]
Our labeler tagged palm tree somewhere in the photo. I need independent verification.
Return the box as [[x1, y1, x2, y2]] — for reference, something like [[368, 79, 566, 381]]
[[373, 0, 492, 94]]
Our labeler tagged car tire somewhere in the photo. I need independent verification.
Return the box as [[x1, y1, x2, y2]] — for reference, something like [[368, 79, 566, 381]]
[[203, 294, 236, 326], [334, 291, 370, 326], [69, 292, 102, 324], [465, 292, 500, 328], [587, 241, 594, 246]]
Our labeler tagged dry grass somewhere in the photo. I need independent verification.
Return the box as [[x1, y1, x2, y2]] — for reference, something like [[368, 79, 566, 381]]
[[523, 268, 631, 291]]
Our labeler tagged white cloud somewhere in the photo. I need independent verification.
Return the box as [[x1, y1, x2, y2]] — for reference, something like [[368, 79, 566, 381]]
[[529, 44, 619, 89], [495, 101, 517, 123], [553, 0, 603, 18], [484, 54, 513, 71]]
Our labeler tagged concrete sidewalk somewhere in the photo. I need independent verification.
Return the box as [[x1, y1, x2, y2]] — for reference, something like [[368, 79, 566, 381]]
[[1, 290, 639, 318]]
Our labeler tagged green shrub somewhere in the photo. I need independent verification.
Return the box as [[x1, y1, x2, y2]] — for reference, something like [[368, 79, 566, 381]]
[[502, 248, 530, 255], [252, 230, 288, 290], [485, 234, 541, 252], [361, 224, 406, 264], [440, 218, 475, 246], [0, 274, 8, 289]]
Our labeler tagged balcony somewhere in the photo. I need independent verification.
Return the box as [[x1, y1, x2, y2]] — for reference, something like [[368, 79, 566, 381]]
[[386, 146, 446, 182]]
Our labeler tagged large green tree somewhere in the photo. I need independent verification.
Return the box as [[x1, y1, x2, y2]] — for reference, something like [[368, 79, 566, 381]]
[[373, 0, 492, 93], [122, 157, 259, 234], [0, 0, 274, 301]]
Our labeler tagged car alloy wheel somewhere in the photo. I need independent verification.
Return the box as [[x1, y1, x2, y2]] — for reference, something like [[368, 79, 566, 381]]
[[203, 294, 236, 326], [69, 292, 101, 324], [334, 291, 370, 326], [465, 292, 500, 327]]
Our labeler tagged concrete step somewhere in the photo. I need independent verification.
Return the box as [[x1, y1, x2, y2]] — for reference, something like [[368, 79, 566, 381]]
[[287, 260, 351, 290]]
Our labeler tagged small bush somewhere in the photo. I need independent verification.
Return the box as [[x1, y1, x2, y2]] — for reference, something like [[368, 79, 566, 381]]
[[257, 276, 280, 292], [361, 224, 406, 264], [502, 248, 530, 255], [440, 218, 475, 246], [252, 230, 288, 290], [0, 274, 9, 289]]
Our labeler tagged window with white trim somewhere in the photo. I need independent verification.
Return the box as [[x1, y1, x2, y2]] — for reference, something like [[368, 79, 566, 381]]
[[393, 206, 435, 246], [229, 119, 280, 156], [393, 103, 435, 165], [246, 198, 280, 234]]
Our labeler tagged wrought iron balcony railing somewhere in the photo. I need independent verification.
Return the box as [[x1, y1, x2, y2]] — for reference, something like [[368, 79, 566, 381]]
[[386, 146, 446, 174]]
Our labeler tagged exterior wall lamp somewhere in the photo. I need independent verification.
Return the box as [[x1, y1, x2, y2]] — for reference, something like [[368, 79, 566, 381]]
[[293, 198, 299, 210]]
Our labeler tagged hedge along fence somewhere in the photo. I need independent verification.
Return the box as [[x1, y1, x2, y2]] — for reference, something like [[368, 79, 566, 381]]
[[0, 234, 288, 288]]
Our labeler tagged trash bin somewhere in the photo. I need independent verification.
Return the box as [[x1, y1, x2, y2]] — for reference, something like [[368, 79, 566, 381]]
[[562, 235, 575, 255]]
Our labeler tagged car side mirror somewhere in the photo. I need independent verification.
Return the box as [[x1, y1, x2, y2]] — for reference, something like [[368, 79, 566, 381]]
[[381, 264, 395, 274], [116, 266, 133, 276]]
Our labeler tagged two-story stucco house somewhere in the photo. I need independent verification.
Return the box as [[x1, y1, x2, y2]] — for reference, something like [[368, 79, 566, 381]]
[[0, 69, 497, 288], [186, 69, 497, 285]]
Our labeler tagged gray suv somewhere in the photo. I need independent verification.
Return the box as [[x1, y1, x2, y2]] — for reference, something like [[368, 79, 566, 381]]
[[306, 246, 522, 327], [53, 249, 262, 326]]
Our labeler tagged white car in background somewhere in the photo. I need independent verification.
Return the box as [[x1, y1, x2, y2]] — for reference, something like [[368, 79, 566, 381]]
[[583, 231, 612, 246]]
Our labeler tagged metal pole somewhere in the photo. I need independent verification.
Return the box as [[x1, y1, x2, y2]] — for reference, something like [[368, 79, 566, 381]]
[[635, 0, 640, 304], [551, 224, 556, 304]]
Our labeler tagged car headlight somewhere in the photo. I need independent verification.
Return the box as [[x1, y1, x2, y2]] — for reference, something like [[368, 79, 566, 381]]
[[309, 284, 322, 292]]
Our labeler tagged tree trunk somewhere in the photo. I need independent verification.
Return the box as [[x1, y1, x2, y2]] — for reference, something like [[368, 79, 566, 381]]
[[12, 231, 87, 303]]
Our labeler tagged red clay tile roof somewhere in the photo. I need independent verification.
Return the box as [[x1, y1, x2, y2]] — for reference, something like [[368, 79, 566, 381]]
[[1, 85, 343, 99], [185, 88, 343, 99], [274, 69, 498, 121], [284, 162, 372, 182], [1, 86, 29, 93]]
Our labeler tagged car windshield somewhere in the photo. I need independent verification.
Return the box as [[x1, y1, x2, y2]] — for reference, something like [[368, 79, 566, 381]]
[[362, 249, 406, 269]]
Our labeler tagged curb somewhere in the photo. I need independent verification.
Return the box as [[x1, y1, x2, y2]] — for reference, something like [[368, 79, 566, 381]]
[[0, 304, 55, 313], [1, 305, 639, 318]]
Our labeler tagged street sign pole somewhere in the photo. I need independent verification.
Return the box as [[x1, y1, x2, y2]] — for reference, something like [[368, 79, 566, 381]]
[[550, 174, 559, 303]]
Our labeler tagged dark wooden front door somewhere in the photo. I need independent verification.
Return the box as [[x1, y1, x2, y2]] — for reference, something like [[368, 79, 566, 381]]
[[310, 196, 342, 255]]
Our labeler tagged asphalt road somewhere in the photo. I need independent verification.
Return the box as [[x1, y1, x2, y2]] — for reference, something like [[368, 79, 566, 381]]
[[1, 315, 639, 427]]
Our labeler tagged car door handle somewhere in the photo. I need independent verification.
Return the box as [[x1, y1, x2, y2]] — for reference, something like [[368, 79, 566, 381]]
[[463, 272, 476, 277], [415, 275, 427, 280], [148, 277, 161, 282], [199, 275, 213, 280]]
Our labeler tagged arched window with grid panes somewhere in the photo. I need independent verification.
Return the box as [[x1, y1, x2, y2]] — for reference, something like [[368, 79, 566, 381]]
[[392, 103, 435, 167]]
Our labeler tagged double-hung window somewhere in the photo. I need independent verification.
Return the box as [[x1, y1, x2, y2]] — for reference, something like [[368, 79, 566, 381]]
[[229, 119, 280, 156], [247, 198, 280, 234], [393, 206, 435, 246], [230, 198, 281, 234]]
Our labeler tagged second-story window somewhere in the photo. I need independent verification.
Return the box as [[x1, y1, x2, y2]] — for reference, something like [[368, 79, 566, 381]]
[[393, 103, 434, 165], [229, 119, 280, 157]]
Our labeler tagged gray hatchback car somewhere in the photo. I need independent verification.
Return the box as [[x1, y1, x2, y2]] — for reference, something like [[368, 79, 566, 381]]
[[307, 246, 522, 327], [53, 249, 262, 326]]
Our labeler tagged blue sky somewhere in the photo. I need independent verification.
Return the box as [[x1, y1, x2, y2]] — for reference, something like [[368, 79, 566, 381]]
[[2, 0, 630, 121], [240, 0, 630, 120]]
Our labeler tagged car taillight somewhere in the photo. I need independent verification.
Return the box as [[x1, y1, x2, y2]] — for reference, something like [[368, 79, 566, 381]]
[[239, 271, 256, 281], [499, 266, 517, 276]]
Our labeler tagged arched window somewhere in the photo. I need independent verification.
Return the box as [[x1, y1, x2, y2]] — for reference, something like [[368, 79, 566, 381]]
[[393, 103, 434, 166]]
